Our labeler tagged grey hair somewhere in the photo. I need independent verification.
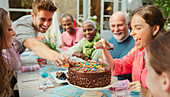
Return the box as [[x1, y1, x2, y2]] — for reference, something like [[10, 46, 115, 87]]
[[109, 11, 130, 25], [82, 19, 96, 29], [124, 12, 130, 24]]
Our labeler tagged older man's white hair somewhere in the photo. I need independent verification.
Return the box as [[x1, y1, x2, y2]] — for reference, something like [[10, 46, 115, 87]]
[[109, 11, 130, 25]]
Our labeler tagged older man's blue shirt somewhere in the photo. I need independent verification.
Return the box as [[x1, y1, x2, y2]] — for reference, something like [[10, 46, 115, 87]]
[[108, 36, 135, 59]]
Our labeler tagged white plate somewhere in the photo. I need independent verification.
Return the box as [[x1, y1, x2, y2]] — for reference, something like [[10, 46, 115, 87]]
[[50, 70, 68, 83], [67, 76, 118, 90]]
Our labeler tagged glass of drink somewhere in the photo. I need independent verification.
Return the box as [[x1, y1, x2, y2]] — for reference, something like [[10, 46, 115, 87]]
[[39, 68, 50, 92]]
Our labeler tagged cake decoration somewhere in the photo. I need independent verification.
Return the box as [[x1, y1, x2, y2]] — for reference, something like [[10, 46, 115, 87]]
[[67, 61, 111, 88]]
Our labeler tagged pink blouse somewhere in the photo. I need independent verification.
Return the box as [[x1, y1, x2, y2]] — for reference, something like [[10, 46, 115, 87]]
[[61, 27, 84, 51], [3, 46, 21, 71], [113, 48, 147, 88]]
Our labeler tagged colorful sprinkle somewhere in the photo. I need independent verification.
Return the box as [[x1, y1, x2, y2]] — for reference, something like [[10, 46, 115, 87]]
[[77, 68, 80, 70], [97, 66, 100, 68]]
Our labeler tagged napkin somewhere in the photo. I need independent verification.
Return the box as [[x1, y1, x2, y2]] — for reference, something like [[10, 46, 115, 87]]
[[108, 79, 130, 91]]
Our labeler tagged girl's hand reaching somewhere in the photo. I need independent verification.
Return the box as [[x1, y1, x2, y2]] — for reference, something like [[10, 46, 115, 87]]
[[94, 38, 114, 50], [127, 81, 153, 97], [127, 81, 143, 92]]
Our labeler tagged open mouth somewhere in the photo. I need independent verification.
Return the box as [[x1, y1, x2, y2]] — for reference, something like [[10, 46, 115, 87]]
[[134, 38, 141, 46], [41, 25, 48, 30], [135, 38, 141, 42], [85, 35, 93, 41], [113, 32, 123, 35], [86, 35, 91, 38]]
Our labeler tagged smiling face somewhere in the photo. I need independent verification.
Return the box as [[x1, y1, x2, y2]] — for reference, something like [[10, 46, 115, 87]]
[[110, 13, 129, 41], [130, 15, 154, 50], [3, 14, 16, 48], [32, 10, 53, 33], [61, 17, 75, 34], [82, 23, 96, 42]]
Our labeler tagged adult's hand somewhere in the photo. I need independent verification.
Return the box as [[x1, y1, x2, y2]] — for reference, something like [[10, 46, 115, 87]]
[[94, 38, 114, 50], [128, 81, 153, 97], [52, 53, 71, 66], [127, 81, 143, 92], [98, 55, 104, 63], [83, 56, 89, 61], [59, 43, 66, 48]]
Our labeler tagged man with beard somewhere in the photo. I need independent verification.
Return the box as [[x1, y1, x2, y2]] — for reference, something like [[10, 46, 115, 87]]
[[12, 0, 71, 66], [108, 11, 135, 81], [59, 14, 84, 51]]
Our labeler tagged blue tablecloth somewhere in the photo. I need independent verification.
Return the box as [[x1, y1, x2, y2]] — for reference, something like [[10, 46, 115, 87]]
[[51, 85, 112, 97]]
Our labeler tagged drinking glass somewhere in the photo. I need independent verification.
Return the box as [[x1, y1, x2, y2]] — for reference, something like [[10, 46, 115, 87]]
[[39, 68, 50, 92]]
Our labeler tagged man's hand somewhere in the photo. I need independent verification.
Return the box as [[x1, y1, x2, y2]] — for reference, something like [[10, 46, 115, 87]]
[[52, 53, 72, 66], [59, 43, 66, 48]]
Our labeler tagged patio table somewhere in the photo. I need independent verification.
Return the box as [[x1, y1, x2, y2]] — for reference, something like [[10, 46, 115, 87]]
[[16, 49, 140, 97]]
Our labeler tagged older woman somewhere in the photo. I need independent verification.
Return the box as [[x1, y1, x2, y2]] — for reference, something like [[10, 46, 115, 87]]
[[94, 5, 166, 92], [146, 31, 170, 97], [67, 20, 102, 61]]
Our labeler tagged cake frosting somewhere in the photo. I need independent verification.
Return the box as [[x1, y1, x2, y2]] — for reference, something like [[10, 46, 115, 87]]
[[67, 61, 111, 88]]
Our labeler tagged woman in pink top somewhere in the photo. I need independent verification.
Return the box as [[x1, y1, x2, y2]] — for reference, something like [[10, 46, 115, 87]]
[[94, 5, 166, 92], [0, 8, 18, 97]]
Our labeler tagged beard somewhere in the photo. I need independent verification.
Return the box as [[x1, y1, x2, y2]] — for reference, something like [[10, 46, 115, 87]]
[[113, 31, 125, 41]]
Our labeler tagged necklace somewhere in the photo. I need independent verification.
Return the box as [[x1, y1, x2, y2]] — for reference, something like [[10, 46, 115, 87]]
[[84, 33, 101, 58]]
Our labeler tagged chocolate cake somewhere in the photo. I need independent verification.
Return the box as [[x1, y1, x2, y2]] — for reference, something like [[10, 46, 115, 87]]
[[67, 61, 111, 88]]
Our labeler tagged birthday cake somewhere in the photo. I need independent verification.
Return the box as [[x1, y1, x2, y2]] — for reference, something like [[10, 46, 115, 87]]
[[67, 61, 111, 88]]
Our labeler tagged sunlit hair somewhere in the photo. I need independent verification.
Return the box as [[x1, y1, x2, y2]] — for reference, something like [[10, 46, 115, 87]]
[[82, 19, 97, 29], [109, 11, 130, 25], [147, 31, 170, 75], [124, 12, 130, 25], [0, 7, 13, 97], [32, 0, 57, 14], [61, 14, 74, 22], [132, 5, 166, 38]]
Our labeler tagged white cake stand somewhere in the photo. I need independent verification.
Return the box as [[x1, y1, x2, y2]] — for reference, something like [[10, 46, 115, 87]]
[[67, 76, 117, 97]]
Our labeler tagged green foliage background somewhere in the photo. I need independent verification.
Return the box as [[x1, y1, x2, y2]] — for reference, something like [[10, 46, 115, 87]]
[[152, 0, 170, 25]]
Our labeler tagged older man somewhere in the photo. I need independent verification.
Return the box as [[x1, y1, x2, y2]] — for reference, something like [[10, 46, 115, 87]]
[[12, 0, 71, 66], [109, 11, 135, 81], [59, 14, 84, 51]]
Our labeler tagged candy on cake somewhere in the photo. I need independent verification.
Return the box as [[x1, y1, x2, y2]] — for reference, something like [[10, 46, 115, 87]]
[[67, 61, 111, 88]]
